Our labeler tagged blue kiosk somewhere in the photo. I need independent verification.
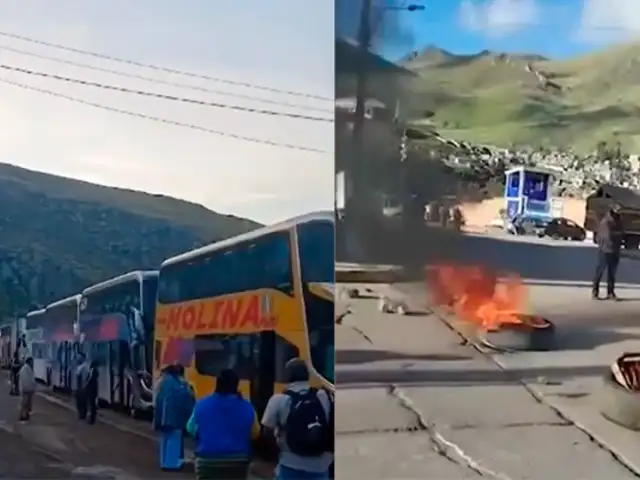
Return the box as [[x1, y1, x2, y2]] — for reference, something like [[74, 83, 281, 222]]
[[504, 166, 553, 220]]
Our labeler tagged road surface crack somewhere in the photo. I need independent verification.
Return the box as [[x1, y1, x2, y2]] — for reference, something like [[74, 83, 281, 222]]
[[426, 303, 640, 478], [388, 385, 514, 480]]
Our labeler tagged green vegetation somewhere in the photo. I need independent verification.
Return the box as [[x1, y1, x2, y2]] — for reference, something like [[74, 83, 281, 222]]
[[399, 43, 640, 153], [0, 163, 260, 317]]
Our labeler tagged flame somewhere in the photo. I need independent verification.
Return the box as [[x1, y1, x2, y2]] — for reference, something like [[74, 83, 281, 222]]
[[427, 264, 535, 331]]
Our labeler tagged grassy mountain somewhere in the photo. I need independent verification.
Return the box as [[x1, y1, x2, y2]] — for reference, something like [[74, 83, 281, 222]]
[[401, 42, 640, 153], [0, 163, 261, 316]]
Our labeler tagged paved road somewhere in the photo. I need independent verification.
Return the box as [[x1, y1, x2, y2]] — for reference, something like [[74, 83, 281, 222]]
[[0, 378, 176, 479], [337, 232, 640, 479], [0, 383, 275, 479]]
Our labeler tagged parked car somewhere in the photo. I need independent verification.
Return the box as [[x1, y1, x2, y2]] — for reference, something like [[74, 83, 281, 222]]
[[506, 215, 549, 236], [543, 217, 586, 241]]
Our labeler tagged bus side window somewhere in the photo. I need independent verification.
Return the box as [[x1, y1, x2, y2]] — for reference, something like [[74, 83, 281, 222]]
[[261, 234, 293, 294], [194, 334, 253, 380]]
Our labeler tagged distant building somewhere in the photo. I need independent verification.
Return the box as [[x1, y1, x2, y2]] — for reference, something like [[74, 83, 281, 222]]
[[335, 96, 391, 121]]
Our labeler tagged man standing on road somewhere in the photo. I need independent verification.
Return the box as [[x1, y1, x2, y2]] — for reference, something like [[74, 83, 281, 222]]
[[74, 353, 89, 420], [84, 359, 99, 425], [261, 358, 333, 480], [18, 357, 36, 422], [10, 351, 21, 396], [592, 204, 623, 300]]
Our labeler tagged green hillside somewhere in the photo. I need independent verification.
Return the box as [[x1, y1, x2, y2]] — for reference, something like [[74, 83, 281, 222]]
[[0, 163, 261, 317], [400, 43, 640, 153]]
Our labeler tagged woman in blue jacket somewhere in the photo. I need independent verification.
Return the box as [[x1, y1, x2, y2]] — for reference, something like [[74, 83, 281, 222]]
[[154, 363, 195, 471]]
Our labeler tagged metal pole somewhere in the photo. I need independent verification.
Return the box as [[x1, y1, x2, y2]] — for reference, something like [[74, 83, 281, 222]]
[[348, 0, 372, 222]]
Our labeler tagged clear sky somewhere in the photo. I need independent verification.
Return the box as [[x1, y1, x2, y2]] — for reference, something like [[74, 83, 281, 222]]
[[379, 0, 640, 60], [0, 1, 333, 224]]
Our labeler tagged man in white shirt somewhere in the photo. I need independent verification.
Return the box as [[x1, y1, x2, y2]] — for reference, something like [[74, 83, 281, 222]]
[[18, 357, 36, 421]]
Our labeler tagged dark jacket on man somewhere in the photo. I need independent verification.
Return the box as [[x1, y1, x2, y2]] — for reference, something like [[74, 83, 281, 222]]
[[597, 213, 623, 254]]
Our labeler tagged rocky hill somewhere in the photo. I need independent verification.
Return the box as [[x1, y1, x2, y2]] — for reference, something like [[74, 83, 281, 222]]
[[0, 163, 261, 317], [401, 42, 640, 153]]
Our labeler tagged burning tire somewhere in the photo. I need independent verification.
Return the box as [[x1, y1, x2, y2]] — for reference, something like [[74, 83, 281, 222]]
[[599, 372, 640, 430], [479, 315, 555, 351]]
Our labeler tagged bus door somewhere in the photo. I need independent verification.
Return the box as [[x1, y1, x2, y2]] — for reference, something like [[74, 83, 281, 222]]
[[92, 341, 111, 406], [250, 331, 276, 417], [109, 340, 128, 408], [59, 341, 73, 392]]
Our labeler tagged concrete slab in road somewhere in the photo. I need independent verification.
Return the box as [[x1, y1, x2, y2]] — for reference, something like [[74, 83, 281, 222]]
[[336, 283, 638, 479]]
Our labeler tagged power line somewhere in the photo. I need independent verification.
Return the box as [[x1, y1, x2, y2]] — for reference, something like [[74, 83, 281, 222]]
[[0, 30, 334, 102], [0, 43, 333, 113], [0, 76, 330, 154], [0, 63, 333, 122]]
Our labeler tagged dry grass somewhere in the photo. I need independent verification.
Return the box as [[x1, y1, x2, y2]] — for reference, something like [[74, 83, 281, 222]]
[[403, 43, 640, 152]]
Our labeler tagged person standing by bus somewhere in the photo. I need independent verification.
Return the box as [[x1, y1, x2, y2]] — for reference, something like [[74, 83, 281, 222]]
[[154, 364, 195, 472], [10, 351, 21, 396], [74, 353, 90, 420], [84, 359, 99, 425], [18, 357, 36, 421], [261, 358, 333, 480], [186, 369, 260, 479]]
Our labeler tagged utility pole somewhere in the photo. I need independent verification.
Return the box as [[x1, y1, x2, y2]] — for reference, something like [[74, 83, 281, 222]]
[[346, 0, 372, 225]]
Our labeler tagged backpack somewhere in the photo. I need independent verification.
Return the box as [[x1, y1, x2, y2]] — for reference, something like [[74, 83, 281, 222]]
[[284, 388, 330, 457]]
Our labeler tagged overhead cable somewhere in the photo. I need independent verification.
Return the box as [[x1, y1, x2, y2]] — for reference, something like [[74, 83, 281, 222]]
[[0, 76, 330, 154], [0, 43, 333, 113], [0, 63, 333, 122], [0, 30, 333, 102]]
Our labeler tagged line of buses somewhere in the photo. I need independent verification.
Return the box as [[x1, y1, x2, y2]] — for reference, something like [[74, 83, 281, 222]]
[[0, 212, 334, 418]]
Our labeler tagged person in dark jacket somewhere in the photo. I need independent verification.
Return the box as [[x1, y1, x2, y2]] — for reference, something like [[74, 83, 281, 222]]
[[10, 351, 21, 396], [84, 359, 99, 425], [592, 205, 624, 300], [75, 353, 90, 420]]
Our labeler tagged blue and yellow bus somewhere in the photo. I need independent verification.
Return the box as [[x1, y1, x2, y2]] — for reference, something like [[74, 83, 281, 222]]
[[154, 211, 334, 415], [79, 270, 158, 416]]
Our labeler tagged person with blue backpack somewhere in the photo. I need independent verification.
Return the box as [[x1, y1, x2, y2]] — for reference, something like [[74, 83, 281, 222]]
[[261, 358, 334, 480]]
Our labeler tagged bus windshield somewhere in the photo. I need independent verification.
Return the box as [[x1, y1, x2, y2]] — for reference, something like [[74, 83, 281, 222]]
[[297, 219, 334, 284], [297, 219, 334, 384]]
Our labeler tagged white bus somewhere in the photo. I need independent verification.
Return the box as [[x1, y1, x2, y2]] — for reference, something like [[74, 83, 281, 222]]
[[25, 309, 47, 383], [80, 271, 158, 417], [45, 294, 82, 393]]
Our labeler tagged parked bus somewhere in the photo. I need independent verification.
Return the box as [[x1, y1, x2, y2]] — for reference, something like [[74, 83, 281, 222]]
[[0, 321, 14, 368], [25, 309, 48, 382], [45, 294, 81, 393], [155, 212, 334, 415], [80, 270, 158, 417]]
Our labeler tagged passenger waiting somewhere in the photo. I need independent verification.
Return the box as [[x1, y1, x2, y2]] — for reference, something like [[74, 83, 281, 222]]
[[10, 351, 21, 396], [153, 363, 195, 472], [74, 353, 90, 420], [18, 357, 36, 422], [261, 358, 334, 480], [186, 369, 260, 480], [82, 359, 100, 425]]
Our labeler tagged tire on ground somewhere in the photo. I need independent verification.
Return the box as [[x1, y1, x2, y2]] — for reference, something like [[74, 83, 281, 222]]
[[478, 317, 555, 351], [599, 372, 640, 430]]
